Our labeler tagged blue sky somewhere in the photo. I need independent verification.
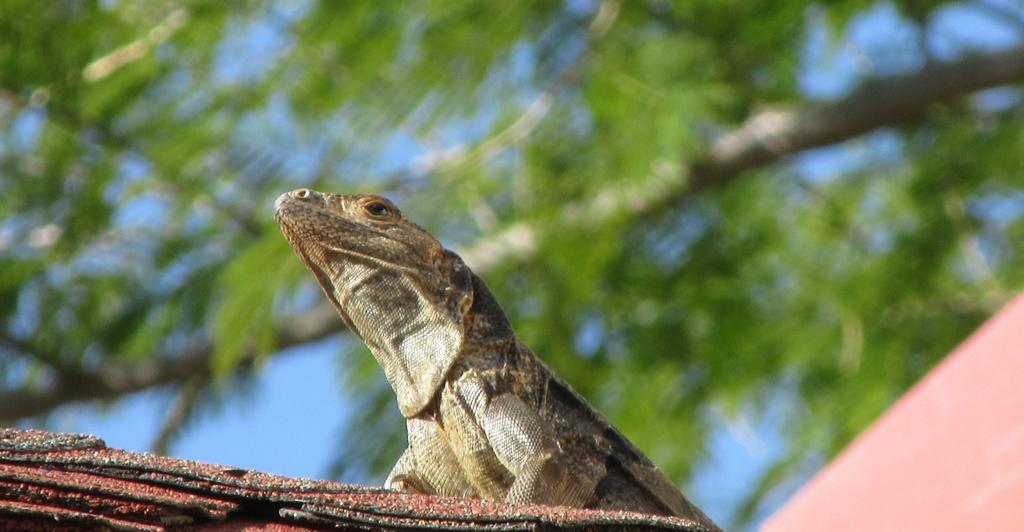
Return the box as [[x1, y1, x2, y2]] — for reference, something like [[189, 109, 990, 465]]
[[55, 338, 345, 478]]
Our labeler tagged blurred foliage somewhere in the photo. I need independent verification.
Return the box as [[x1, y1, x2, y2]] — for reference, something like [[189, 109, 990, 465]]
[[1, 0, 1022, 528]]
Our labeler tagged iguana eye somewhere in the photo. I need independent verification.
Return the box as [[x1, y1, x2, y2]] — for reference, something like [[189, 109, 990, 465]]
[[364, 201, 391, 217]]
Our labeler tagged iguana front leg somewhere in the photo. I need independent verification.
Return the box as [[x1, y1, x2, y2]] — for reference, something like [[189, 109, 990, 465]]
[[440, 370, 593, 506], [386, 417, 475, 497]]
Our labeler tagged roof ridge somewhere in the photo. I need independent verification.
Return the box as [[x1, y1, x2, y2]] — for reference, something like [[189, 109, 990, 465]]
[[0, 427, 709, 531]]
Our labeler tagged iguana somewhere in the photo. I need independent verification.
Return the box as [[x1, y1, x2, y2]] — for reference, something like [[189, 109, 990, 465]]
[[274, 188, 721, 530]]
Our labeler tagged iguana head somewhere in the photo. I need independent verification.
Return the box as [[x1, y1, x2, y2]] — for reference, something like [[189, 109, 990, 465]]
[[275, 188, 472, 417]]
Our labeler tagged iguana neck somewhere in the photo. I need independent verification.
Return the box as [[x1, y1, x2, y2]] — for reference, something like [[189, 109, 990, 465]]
[[464, 273, 514, 344]]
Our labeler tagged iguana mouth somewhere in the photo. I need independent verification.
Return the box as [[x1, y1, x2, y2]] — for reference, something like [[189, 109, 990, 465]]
[[274, 192, 362, 338]]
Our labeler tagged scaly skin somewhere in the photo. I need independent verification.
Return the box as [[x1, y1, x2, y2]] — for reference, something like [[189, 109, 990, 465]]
[[274, 188, 721, 531]]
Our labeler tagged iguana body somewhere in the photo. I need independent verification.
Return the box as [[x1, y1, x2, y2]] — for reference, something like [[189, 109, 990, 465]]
[[274, 189, 720, 530]]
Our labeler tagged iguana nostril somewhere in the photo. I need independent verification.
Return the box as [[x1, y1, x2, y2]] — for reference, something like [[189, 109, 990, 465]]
[[291, 188, 324, 203]]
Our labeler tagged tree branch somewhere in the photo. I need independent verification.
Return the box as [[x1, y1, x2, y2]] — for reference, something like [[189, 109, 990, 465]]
[[3, 45, 1022, 422], [463, 44, 1024, 270], [688, 45, 1024, 193], [82, 9, 189, 82], [0, 303, 339, 423]]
